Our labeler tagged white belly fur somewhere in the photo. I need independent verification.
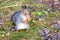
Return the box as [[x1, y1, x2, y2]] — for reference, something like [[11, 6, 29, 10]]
[[15, 23, 29, 30]]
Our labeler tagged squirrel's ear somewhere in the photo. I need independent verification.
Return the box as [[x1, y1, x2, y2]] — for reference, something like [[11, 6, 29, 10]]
[[21, 5, 27, 9]]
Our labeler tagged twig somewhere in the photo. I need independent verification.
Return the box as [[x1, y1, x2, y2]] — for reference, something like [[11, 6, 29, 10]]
[[0, 4, 21, 9]]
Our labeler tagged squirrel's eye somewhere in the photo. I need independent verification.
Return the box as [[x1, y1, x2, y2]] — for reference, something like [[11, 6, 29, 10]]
[[25, 14, 26, 15]]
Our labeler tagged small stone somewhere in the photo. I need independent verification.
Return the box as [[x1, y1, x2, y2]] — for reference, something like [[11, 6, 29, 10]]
[[2, 34, 4, 37], [32, 20, 35, 22], [6, 32, 10, 36]]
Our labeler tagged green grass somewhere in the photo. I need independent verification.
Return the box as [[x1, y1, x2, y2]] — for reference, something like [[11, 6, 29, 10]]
[[0, 0, 60, 40], [0, 26, 41, 40]]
